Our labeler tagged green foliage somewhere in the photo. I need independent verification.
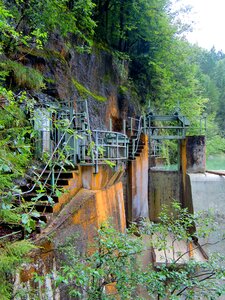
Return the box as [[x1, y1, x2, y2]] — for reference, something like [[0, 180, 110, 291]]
[[1, 0, 96, 53], [191, 46, 225, 153], [140, 204, 225, 299], [0, 90, 32, 192], [0, 89, 44, 232], [206, 135, 225, 156], [33, 0, 96, 44], [36, 205, 225, 299], [0, 0, 22, 53], [47, 223, 143, 299], [0, 208, 21, 225], [72, 79, 106, 102], [0, 60, 44, 90], [0, 240, 36, 300], [1, 0, 225, 298], [0, 89, 49, 299]]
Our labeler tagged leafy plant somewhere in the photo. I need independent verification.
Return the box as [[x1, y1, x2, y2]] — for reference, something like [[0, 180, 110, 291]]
[[48, 223, 143, 299], [0, 89, 32, 193], [0, 240, 36, 300], [37, 204, 225, 299], [1, 0, 96, 53], [140, 203, 225, 299]]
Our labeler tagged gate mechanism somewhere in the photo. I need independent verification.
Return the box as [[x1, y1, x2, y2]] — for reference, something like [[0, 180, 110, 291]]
[[144, 108, 190, 169], [144, 109, 190, 140]]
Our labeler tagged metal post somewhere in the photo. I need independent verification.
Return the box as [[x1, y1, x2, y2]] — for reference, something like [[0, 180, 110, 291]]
[[82, 137, 86, 161], [109, 118, 112, 131], [51, 166, 55, 193], [50, 115, 53, 158], [69, 101, 73, 122], [95, 131, 98, 174], [116, 134, 118, 159], [123, 119, 126, 135], [143, 114, 146, 134], [177, 140, 181, 171], [182, 116, 185, 138], [74, 133, 77, 164], [130, 118, 133, 135], [132, 139, 135, 159]]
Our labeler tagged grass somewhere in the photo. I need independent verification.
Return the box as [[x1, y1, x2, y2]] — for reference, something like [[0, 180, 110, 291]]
[[1, 60, 44, 90], [72, 79, 106, 102]]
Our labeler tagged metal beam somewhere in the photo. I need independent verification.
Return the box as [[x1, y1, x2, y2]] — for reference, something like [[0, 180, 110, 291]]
[[150, 135, 185, 140]]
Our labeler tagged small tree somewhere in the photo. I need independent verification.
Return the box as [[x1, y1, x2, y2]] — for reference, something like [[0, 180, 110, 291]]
[[50, 203, 225, 300], [52, 224, 143, 299], [140, 202, 225, 299]]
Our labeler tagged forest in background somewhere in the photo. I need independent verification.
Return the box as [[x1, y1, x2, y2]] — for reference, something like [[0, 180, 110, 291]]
[[1, 0, 225, 153], [1, 0, 225, 297]]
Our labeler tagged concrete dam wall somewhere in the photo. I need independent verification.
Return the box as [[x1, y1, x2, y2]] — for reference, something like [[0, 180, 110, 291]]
[[186, 172, 225, 253], [149, 170, 182, 221]]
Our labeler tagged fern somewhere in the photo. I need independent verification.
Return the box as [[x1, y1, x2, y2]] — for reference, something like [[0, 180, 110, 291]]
[[0, 96, 32, 192], [0, 209, 21, 225]]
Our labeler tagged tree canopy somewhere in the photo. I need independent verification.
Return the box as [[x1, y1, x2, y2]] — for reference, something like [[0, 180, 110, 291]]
[[1, 0, 225, 298]]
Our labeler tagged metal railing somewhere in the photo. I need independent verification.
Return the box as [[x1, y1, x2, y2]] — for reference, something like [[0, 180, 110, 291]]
[[150, 140, 162, 157], [15, 115, 79, 198], [186, 114, 207, 136], [130, 116, 144, 159], [127, 116, 141, 136], [31, 99, 128, 190], [145, 113, 189, 140], [79, 130, 129, 173], [18, 100, 95, 197]]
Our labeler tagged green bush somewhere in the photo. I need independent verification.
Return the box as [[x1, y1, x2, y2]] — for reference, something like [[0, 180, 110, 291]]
[[40, 204, 225, 299]]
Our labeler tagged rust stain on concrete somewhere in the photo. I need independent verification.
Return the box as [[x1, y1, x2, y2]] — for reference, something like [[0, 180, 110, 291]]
[[127, 134, 149, 222], [81, 165, 123, 190], [20, 266, 36, 282], [181, 139, 187, 192], [53, 170, 82, 213], [16, 163, 126, 292]]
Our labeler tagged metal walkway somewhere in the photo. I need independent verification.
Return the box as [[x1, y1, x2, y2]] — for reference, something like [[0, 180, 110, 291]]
[[32, 100, 193, 192], [35, 100, 129, 182]]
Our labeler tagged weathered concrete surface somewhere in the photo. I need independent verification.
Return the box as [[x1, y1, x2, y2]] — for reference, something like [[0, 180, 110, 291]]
[[13, 161, 127, 299], [127, 135, 149, 222], [149, 171, 181, 221], [185, 136, 206, 173], [42, 182, 126, 249], [14, 181, 126, 299], [81, 165, 124, 190], [53, 169, 82, 214], [186, 173, 225, 254]]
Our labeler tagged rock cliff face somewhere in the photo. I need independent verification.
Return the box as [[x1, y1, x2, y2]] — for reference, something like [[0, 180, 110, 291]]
[[21, 33, 138, 131], [10, 38, 142, 298]]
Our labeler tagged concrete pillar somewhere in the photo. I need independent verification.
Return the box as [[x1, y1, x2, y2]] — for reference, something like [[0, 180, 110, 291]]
[[185, 136, 206, 173], [149, 170, 182, 221], [180, 135, 206, 211], [127, 134, 149, 222]]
